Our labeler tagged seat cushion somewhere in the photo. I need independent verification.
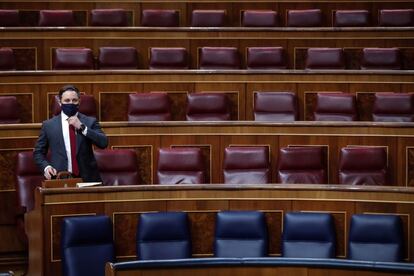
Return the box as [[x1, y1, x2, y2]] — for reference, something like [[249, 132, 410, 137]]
[[186, 93, 230, 121], [90, 9, 128, 26], [254, 92, 297, 121], [141, 9, 179, 27], [191, 10, 226, 27], [379, 9, 414, 27], [334, 10, 370, 27], [0, 96, 20, 123], [242, 10, 278, 27], [314, 93, 357, 121], [38, 10, 75, 26], [247, 47, 287, 69], [361, 48, 402, 70], [287, 9, 322, 27], [0, 9, 19, 26], [128, 93, 171, 121], [149, 47, 188, 69], [306, 48, 345, 69], [53, 48, 94, 70], [199, 47, 240, 69], [0, 48, 16, 70], [98, 47, 138, 69], [372, 93, 414, 122]]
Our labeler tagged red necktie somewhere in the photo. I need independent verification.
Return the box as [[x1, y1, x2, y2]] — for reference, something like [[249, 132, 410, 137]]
[[69, 125, 79, 176]]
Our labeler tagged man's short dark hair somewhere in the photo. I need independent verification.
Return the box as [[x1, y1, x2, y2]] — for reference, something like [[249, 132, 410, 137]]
[[58, 84, 81, 100]]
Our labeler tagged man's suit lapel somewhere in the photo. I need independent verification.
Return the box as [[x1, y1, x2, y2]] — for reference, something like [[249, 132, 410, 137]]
[[54, 115, 66, 157]]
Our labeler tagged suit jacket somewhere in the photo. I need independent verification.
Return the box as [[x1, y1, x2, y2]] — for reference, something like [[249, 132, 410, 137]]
[[33, 113, 108, 182]]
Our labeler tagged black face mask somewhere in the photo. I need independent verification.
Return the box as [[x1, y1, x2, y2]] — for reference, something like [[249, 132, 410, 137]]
[[61, 103, 79, 117]]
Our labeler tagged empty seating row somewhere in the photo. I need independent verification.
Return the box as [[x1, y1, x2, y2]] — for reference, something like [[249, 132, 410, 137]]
[[0, 46, 408, 71], [60, 211, 404, 275], [1, 92, 412, 124], [1, 8, 413, 27]]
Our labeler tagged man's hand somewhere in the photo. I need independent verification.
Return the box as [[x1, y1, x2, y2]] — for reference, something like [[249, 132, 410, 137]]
[[44, 166, 57, 180], [67, 116, 82, 130]]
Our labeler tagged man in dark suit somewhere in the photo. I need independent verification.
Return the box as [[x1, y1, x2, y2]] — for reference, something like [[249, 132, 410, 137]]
[[33, 85, 108, 182]]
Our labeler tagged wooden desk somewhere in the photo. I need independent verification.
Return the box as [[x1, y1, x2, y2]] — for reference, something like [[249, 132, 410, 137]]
[[26, 184, 414, 275]]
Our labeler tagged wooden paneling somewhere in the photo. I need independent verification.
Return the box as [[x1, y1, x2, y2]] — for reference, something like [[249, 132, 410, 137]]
[[26, 184, 414, 275]]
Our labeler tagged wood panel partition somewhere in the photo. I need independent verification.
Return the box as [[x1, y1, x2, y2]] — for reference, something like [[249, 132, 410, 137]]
[[26, 184, 414, 275]]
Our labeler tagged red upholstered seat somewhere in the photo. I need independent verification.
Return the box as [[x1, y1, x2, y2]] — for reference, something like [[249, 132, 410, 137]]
[[52, 94, 97, 118], [157, 147, 206, 184], [98, 47, 138, 69], [38, 10, 75, 26], [141, 9, 179, 27], [223, 146, 270, 184], [0, 96, 20, 123], [53, 48, 94, 70], [199, 47, 240, 69], [95, 149, 139, 185], [334, 10, 370, 27], [242, 10, 278, 27], [191, 10, 226, 27], [339, 147, 388, 185], [128, 92, 171, 121], [15, 151, 44, 245], [0, 9, 19, 26], [277, 146, 327, 184], [0, 48, 16, 71], [90, 9, 128, 26], [379, 9, 414, 27], [186, 93, 231, 121], [254, 92, 298, 121], [247, 47, 287, 69], [372, 93, 414, 122], [287, 9, 323, 27], [314, 93, 357, 121], [361, 48, 402, 70], [149, 47, 188, 69], [306, 48, 345, 69]]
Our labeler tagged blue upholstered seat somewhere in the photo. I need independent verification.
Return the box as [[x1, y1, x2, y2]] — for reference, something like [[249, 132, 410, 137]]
[[348, 214, 404, 262], [282, 212, 336, 258], [214, 211, 267, 257], [61, 215, 115, 276], [137, 212, 191, 260]]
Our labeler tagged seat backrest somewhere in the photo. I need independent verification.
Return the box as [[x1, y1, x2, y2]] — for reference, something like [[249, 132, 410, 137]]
[[277, 146, 326, 184], [254, 92, 298, 121], [0, 48, 16, 71], [348, 214, 403, 262], [306, 48, 345, 69], [199, 47, 240, 69], [242, 10, 278, 27], [339, 147, 388, 185], [137, 212, 191, 260], [141, 9, 179, 27], [95, 149, 139, 185], [361, 48, 402, 70], [214, 211, 267, 257], [287, 9, 322, 27], [128, 92, 171, 121], [52, 94, 97, 118], [282, 212, 336, 258], [314, 92, 357, 121], [38, 10, 75, 26], [372, 93, 414, 122], [0, 9, 19, 27], [379, 9, 414, 27], [15, 151, 44, 214], [61, 215, 115, 276], [223, 146, 270, 184], [149, 47, 189, 69], [186, 93, 231, 121], [191, 10, 226, 27], [90, 9, 128, 26], [334, 10, 370, 27], [0, 96, 20, 123], [247, 47, 287, 70], [98, 47, 138, 70], [157, 147, 206, 184], [53, 48, 94, 70]]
